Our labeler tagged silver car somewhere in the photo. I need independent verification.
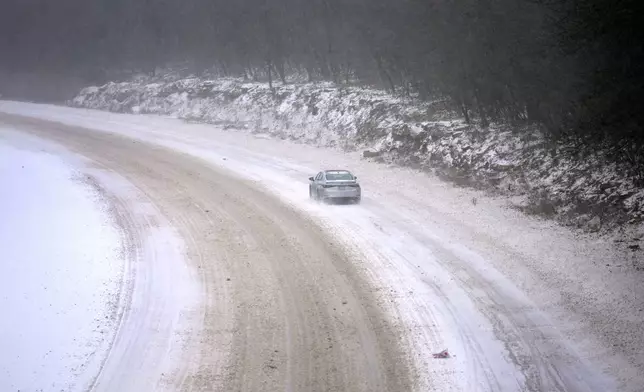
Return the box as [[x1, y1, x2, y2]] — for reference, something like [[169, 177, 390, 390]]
[[309, 170, 361, 204]]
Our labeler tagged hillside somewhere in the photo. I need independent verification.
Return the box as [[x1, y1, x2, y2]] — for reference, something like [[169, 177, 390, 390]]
[[70, 75, 644, 250]]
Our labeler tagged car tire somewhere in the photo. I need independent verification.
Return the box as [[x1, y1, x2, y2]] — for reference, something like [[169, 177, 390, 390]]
[[309, 186, 314, 199], [353, 197, 361, 204]]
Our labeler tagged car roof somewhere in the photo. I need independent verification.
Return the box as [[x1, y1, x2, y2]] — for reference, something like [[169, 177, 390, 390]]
[[324, 169, 351, 173]]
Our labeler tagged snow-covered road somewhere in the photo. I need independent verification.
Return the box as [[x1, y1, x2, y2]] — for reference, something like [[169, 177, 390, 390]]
[[0, 101, 642, 391]]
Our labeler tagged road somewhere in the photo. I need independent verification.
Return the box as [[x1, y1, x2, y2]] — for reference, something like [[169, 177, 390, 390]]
[[1, 104, 642, 392], [1, 114, 412, 392]]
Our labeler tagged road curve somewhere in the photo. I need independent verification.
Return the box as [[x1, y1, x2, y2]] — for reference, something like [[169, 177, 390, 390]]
[[2, 115, 414, 392]]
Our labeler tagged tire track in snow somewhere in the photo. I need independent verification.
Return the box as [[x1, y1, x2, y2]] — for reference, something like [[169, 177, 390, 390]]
[[0, 105, 631, 391], [3, 114, 416, 392]]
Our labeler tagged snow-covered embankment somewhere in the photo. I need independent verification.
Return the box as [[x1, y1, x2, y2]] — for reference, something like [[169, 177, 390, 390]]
[[0, 132, 124, 391], [70, 76, 644, 240]]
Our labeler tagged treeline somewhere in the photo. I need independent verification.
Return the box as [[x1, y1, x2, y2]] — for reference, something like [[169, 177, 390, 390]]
[[1, 0, 642, 148]]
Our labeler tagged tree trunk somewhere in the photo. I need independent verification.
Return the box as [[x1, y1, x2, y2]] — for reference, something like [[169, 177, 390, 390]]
[[461, 98, 471, 124], [374, 55, 395, 93], [220, 61, 229, 77], [401, 70, 411, 97], [474, 88, 489, 127], [305, 64, 314, 82], [273, 62, 286, 84], [267, 60, 273, 91]]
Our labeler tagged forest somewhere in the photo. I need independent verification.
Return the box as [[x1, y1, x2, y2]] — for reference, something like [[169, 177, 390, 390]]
[[0, 0, 642, 152]]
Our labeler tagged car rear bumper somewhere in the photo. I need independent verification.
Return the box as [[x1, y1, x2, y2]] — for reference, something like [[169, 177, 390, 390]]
[[321, 188, 361, 199]]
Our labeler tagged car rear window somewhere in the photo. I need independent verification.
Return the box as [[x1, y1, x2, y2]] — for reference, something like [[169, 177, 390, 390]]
[[325, 171, 354, 181]]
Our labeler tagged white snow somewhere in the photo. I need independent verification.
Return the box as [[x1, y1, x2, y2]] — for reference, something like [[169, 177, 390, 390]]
[[0, 127, 201, 392], [0, 131, 123, 392], [1, 102, 639, 391], [68, 76, 644, 232]]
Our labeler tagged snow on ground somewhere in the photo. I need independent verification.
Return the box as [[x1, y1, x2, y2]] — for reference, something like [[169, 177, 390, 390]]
[[1, 102, 641, 391], [69, 75, 644, 239], [0, 131, 123, 391], [0, 127, 200, 392]]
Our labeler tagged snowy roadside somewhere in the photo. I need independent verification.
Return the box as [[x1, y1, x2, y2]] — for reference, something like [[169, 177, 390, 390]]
[[68, 75, 644, 243], [0, 130, 124, 391], [1, 102, 642, 390], [0, 128, 200, 392]]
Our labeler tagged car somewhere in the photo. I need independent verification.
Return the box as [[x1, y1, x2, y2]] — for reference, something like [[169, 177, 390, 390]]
[[308, 169, 361, 204]]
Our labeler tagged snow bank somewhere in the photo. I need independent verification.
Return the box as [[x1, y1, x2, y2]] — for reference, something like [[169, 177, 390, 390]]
[[70, 76, 644, 234], [0, 135, 124, 391]]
